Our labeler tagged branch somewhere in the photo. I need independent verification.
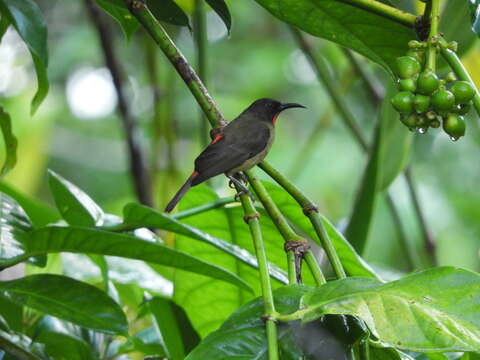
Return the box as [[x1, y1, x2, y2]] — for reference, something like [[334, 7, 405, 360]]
[[85, 0, 152, 206], [235, 186, 279, 360], [245, 170, 326, 286], [173, 196, 236, 220], [258, 162, 346, 279], [126, 0, 225, 128]]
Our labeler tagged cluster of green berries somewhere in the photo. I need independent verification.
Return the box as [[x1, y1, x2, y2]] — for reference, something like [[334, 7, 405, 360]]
[[390, 42, 475, 141]]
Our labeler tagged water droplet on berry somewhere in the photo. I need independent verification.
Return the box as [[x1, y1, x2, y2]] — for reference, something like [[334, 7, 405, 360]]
[[418, 127, 427, 134], [450, 136, 459, 142]]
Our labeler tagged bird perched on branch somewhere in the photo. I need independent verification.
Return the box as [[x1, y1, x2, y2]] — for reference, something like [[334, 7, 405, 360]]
[[165, 98, 305, 212]]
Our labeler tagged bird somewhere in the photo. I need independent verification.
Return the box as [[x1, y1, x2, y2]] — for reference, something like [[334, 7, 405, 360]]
[[164, 98, 306, 213]]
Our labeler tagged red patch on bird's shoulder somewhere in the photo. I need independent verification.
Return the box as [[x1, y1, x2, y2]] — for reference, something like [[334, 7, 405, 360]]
[[191, 171, 199, 177], [272, 114, 279, 126], [211, 133, 224, 144]]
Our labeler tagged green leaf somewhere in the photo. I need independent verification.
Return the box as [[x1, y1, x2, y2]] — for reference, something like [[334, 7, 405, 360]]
[[0, 0, 49, 114], [0, 182, 59, 227], [123, 203, 288, 283], [186, 285, 309, 360], [11, 226, 251, 292], [0, 274, 127, 334], [262, 182, 379, 279], [0, 193, 46, 268], [48, 170, 104, 227], [95, 0, 139, 40], [148, 0, 191, 28], [253, 0, 416, 74], [205, 0, 231, 33], [147, 296, 200, 360], [301, 267, 480, 352], [469, 0, 480, 37], [0, 106, 17, 177], [345, 122, 382, 253]]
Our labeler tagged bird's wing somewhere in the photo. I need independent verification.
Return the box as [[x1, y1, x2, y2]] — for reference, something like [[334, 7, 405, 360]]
[[192, 122, 270, 185]]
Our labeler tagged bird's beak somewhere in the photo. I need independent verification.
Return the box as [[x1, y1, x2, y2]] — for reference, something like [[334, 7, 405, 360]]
[[279, 102, 307, 111]]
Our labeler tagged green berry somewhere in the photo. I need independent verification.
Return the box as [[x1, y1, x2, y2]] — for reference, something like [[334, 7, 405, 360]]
[[444, 72, 456, 83], [391, 92, 414, 113], [431, 90, 455, 111], [400, 113, 417, 128], [406, 49, 425, 66], [450, 81, 475, 104], [395, 56, 421, 79], [443, 113, 466, 140], [417, 71, 440, 95], [416, 114, 428, 127], [399, 78, 416, 92], [457, 103, 471, 115], [429, 119, 440, 128], [413, 94, 430, 113], [426, 110, 437, 120]]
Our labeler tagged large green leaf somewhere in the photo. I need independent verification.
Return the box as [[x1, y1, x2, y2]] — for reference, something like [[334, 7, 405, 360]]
[[469, 0, 480, 37], [0, 274, 127, 334], [8, 226, 251, 292], [147, 296, 200, 360], [262, 182, 379, 279], [123, 203, 288, 283], [0, 107, 17, 177], [187, 285, 365, 359], [253, 0, 416, 74], [186, 285, 309, 360], [0, 0, 49, 114], [95, 0, 139, 40], [0, 193, 45, 268], [301, 267, 480, 352], [48, 170, 104, 227], [172, 186, 292, 337]]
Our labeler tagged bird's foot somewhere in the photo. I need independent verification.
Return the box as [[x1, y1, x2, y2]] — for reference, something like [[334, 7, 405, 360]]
[[234, 188, 255, 203], [235, 172, 249, 185], [228, 175, 255, 203]]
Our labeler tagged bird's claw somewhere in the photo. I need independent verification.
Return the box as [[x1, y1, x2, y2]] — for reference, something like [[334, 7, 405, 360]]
[[234, 188, 255, 203]]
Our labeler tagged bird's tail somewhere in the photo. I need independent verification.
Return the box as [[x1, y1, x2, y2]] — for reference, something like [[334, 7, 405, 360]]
[[165, 171, 198, 213]]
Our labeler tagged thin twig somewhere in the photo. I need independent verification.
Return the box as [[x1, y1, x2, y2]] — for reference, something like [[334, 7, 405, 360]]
[[85, 0, 152, 206]]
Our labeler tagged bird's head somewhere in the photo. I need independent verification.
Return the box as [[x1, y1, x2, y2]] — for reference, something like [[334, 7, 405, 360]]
[[245, 98, 306, 125]]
